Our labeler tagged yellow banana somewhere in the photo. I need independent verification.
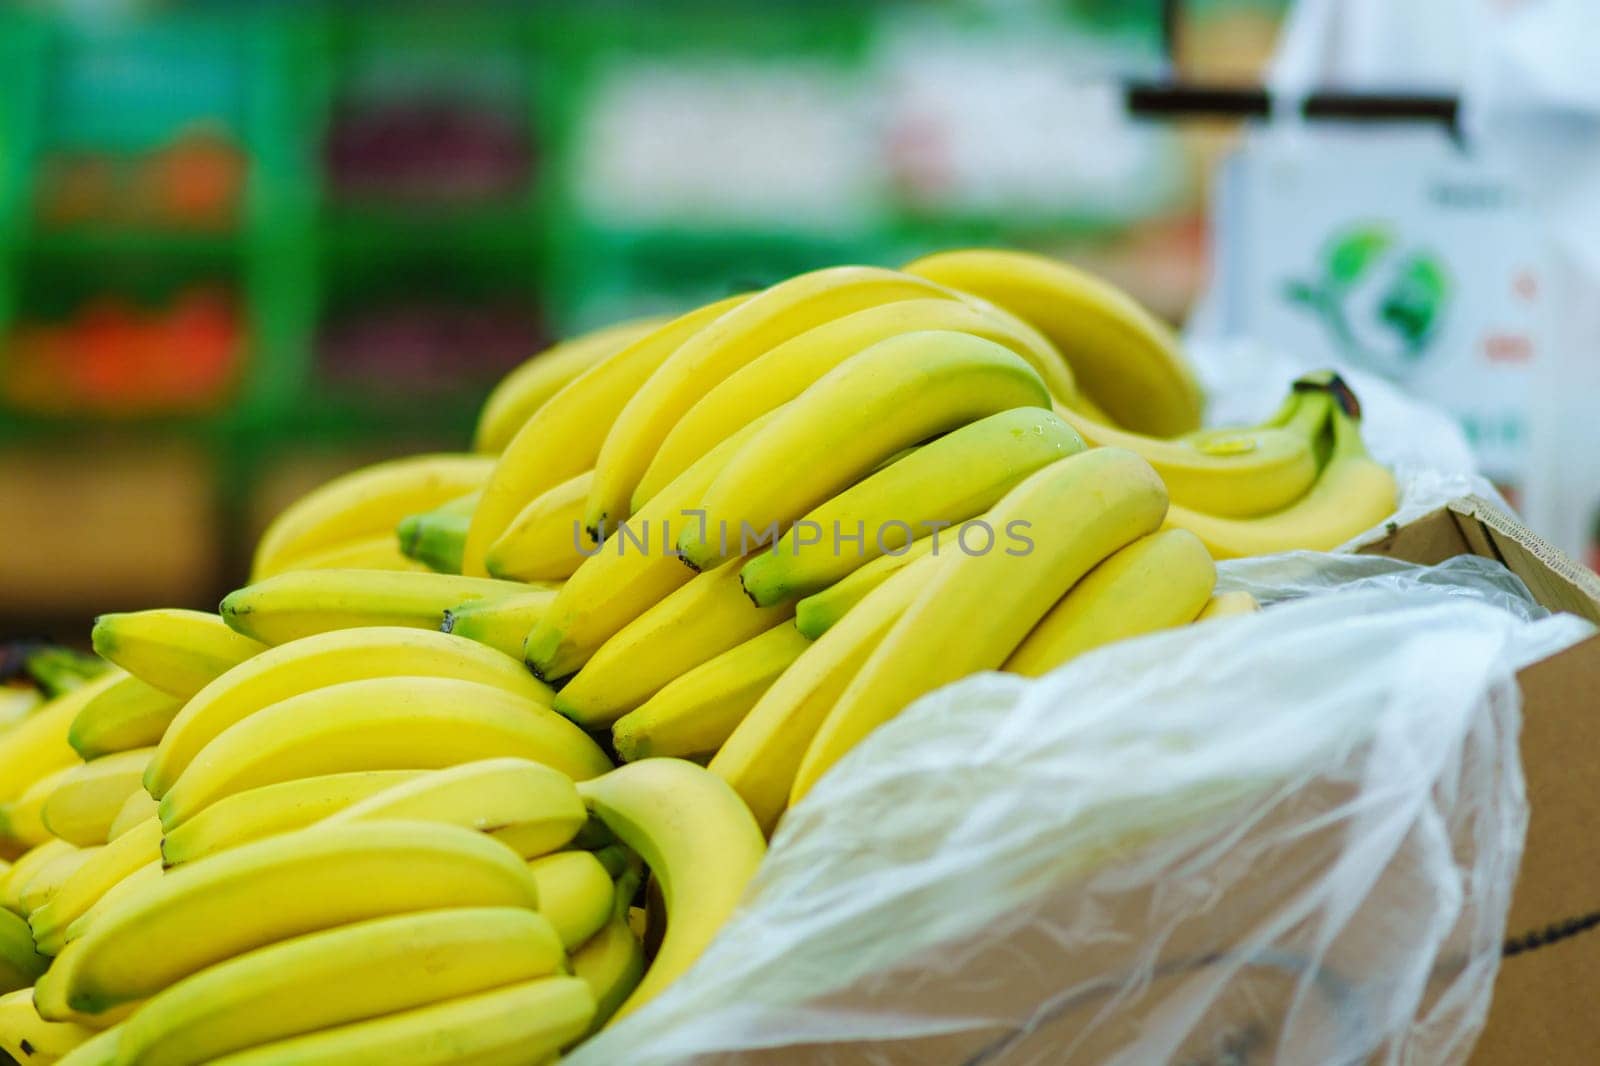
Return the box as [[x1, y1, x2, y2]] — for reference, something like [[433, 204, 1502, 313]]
[[0, 988, 95, 1062], [440, 588, 559, 660], [554, 556, 793, 729], [587, 266, 958, 538], [679, 331, 1051, 570], [61, 862, 161, 950], [612, 622, 812, 762], [906, 247, 1205, 436], [205, 975, 593, 1066], [569, 913, 645, 1037], [116, 907, 567, 1066], [34, 821, 541, 1019], [18, 846, 98, 919], [283, 533, 428, 573], [1004, 528, 1216, 678], [1195, 590, 1261, 621], [711, 555, 935, 833], [527, 850, 613, 950], [52, 1022, 121, 1065], [219, 569, 540, 646], [524, 410, 780, 682], [147, 626, 554, 799], [1, 766, 77, 850], [396, 491, 480, 574], [30, 819, 162, 956], [636, 295, 1078, 507], [105, 791, 157, 843], [91, 612, 264, 701], [0, 685, 42, 733], [475, 315, 669, 454], [160, 771, 422, 867], [793, 448, 1169, 801], [1, 840, 76, 915], [251, 453, 494, 580], [324, 758, 587, 860], [740, 406, 1084, 606], [464, 294, 748, 577], [793, 535, 937, 639], [0, 673, 130, 818], [66, 674, 179, 761], [158, 676, 611, 830], [40, 749, 151, 847], [484, 470, 593, 581], [0, 909, 47, 993], [578, 759, 765, 1019]]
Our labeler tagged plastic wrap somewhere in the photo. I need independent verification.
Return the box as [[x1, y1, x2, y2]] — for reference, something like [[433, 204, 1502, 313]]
[[569, 558, 1594, 1066]]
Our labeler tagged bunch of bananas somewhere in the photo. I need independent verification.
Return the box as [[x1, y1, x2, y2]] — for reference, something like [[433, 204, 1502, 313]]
[[0, 248, 1399, 1064]]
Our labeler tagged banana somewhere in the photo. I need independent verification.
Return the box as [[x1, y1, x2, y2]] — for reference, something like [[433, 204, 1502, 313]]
[[116, 907, 567, 1066], [793, 534, 937, 639], [158, 676, 612, 830], [905, 247, 1205, 436], [18, 647, 105, 699], [251, 453, 494, 580], [476, 315, 670, 454], [587, 267, 958, 539], [0, 909, 47, 993], [636, 295, 1079, 507], [793, 447, 1169, 801], [324, 758, 587, 860], [278, 533, 428, 574], [0, 673, 127, 808], [1004, 528, 1216, 678], [524, 410, 780, 682], [1, 840, 76, 915], [67, 674, 179, 761], [29, 820, 161, 956], [206, 975, 593, 1066], [0, 988, 96, 1062], [578, 759, 765, 1019], [18, 847, 98, 919], [1, 766, 78, 850], [61, 862, 161, 949], [219, 569, 540, 646], [569, 913, 645, 1037], [740, 406, 1084, 606], [91, 612, 264, 701], [464, 294, 749, 577], [1165, 402, 1398, 559], [147, 626, 555, 799], [41, 749, 153, 847], [396, 491, 479, 574], [678, 331, 1051, 570], [484, 470, 594, 581], [711, 554, 935, 833], [34, 821, 541, 1019], [612, 622, 811, 762], [105, 791, 157, 842], [0, 684, 42, 732], [1195, 590, 1261, 621], [554, 556, 793, 729], [440, 588, 559, 660], [160, 771, 422, 868], [47, 1022, 120, 1065], [527, 850, 614, 950]]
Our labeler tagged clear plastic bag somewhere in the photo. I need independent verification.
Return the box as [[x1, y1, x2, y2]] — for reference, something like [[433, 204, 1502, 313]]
[[569, 558, 1594, 1066]]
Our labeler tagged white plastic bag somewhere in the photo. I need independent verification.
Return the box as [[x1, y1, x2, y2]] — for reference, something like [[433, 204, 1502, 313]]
[[569, 558, 1592, 1065]]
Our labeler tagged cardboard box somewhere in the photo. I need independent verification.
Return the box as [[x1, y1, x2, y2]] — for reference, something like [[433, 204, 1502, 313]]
[[1358, 496, 1600, 1064]]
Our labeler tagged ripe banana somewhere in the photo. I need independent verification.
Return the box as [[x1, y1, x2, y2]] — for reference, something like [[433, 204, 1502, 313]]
[[1166, 403, 1398, 558], [793, 447, 1169, 801], [554, 556, 794, 729], [42, 1019, 121, 1064], [18, 846, 98, 919], [159, 676, 612, 829], [636, 295, 1078, 507], [440, 588, 559, 660], [793, 534, 937, 639], [612, 622, 811, 762], [476, 315, 669, 454], [740, 406, 1084, 606], [679, 331, 1051, 570], [587, 266, 958, 539], [1004, 528, 1216, 678], [464, 294, 748, 577], [91, 611, 264, 701], [0, 909, 47, 993], [0, 988, 95, 1062], [251, 453, 494, 580], [906, 247, 1205, 436], [1, 765, 77, 850], [527, 850, 614, 950], [1, 839, 76, 914], [324, 758, 587, 860], [61, 862, 161, 950], [29, 819, 161, 956], [160, 771, 422, 868], [279, 533, 429, 574], [578, 759, 765, 1019], [711, 554, 935, 833], [41, 749, 153, 847], [0, 671, 123, 807], [67, 674, 180, 761], [569, 913, 645, 1037], [1195, 590, 1261, 621], [34, 821, 541, 1019], [106, 790, 157, 842], [0, 684, 42, 732], [524, 410, 780, 682], [396, 491, 479, 574], [484, 470, 593, 581], [116, 907, 567, 1066], [147, 626, 554, 798], [219, 569, 541, 646], [205, 975, 593, 1066]]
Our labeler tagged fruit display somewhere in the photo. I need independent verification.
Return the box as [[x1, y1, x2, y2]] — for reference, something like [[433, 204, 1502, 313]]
[[0, 248, 1401, 1062]]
